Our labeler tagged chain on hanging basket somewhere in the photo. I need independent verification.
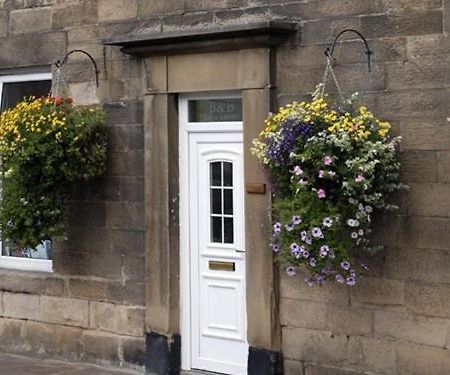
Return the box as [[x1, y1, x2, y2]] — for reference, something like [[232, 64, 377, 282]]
[[0, 59, 107, 250], [252, 32, 407, 287]]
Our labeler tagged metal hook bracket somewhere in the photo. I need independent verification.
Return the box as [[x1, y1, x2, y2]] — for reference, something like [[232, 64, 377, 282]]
[[324, 29, 373, 72], [55, 49, 100, 87]]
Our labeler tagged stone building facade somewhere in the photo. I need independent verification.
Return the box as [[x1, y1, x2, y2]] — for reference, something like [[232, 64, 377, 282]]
[[0, 0, 448, 374]]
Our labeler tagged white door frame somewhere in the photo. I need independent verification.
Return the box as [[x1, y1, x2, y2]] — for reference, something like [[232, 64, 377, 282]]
[[179, 91, 245, 371]]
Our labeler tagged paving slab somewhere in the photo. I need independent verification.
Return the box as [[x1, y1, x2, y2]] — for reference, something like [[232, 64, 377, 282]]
[[0, 353, 143, 375]]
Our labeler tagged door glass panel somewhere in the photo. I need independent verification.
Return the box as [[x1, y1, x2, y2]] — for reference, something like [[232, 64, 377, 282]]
[[223, 162, 233, 187], [224, 218, 234, 244], [210, 162, 221, 186], [188, 99, 242, 122], [223, 189, 233, 215], [209, 161, 234, 244], [211, 189, 222, 214], [211, 217, 222, 243]]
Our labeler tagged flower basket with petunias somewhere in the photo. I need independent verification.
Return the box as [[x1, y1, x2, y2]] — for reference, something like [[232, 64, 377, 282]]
[[0, 97, 107, 249], [252, 82, 407, 286]]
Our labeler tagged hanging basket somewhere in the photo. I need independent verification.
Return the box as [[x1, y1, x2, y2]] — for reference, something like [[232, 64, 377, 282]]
[[252, 34, 407, 287]]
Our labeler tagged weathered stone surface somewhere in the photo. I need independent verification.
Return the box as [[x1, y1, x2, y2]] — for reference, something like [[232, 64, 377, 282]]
[[349, 337, 396, 374], [350, 277, 405, 308], [282, 327, 348, 363], [396, 342, 450, 375], [405, 183, 450, 217], [284, 359, 305, 375], [2, 292, 40, 321], [0, 318, 25, 349], [90, 301, 145, 336], [304, 363, 362, 375], [9, 7, 51, 34], [82, 330, 120, 364], [361, 11, 443, 38], [40, 296, 89, 328], [400, 151, 438, 183], [105, 202, 145, 230], [0, 10, 7, 36], [68, 278, 109, 300], [139, 0, 184, 16], [121, 336, 146, 366], [374, 310, 449, 347], [23, 320, 84, 360], [438, 151, 450, 183], [98, 0, 137, 22], [405, 281, 450, 318], [0, 270, 65, 296], [52, 0, 97, 28]]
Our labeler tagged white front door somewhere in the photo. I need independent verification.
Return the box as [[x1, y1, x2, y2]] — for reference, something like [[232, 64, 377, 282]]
[[180, 94, 248, 375]]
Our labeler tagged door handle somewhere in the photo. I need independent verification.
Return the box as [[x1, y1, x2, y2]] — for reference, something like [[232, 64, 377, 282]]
[[235, 248, 245, 253]]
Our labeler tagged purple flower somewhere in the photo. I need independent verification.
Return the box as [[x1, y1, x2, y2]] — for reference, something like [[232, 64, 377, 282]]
[[300, 231, 308, 241], [312, 227, 323, 238], [349, 269, 356, 277], [340, 261, 351, 270], [318, 170, 325, 178], [315, 275, 324, 285], [273, 222, 282, 234], [328, 170, 336, 177], [302, 250, 310, 259], [319, 245, 329, 258], [309, 258, 317, 267], [346, 276, 356, 286], [365, 206, 373, 213], [322, 267, 331, 275], [290, 243, 300, 252], [299, 178, 308, 186], [317, 189, 326, 199], [270, 243, 280, 253], [322, 217, 333, 228], [286, 266, 297, 277], [294, 165, 303, 176], [324, 156, 333, 166], [336, 274, 345, 284], [292, 215, 302, 225], [285, 223, 295, 232], [355, 174, 365, 183]]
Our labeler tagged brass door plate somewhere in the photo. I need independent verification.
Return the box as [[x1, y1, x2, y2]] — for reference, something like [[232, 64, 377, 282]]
[[209, 261, 235, 271], [246, 183, 266, 194]]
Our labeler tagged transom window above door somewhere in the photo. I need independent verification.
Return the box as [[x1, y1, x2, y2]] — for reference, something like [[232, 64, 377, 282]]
[[210, 161, 234, 244]]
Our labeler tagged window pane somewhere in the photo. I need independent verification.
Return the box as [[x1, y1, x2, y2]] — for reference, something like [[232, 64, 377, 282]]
[[223, 189, 233, 215], [224, 218, 234, 244], [211, 217, 222, 243], [210, 162, 221, 186], [223, 162, 233, 187], [211, 189, 222, 215], [188, 99, 242, 122], [1, 80, 51, 110], [2, 240, 52, 260]]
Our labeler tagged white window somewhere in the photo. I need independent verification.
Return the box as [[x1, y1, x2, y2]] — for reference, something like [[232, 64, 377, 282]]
[[0, 72, 53, 272]]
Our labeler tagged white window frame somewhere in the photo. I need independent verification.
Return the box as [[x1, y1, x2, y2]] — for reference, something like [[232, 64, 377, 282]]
[[0, 71, 53, 273]]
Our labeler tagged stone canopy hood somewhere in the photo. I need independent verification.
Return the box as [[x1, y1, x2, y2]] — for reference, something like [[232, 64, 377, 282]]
[[103, 20, 298, 56]]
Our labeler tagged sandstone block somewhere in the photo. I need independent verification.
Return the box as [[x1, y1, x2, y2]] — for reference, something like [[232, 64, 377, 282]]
[[0, 270, 65, 296], [105, 202, 145, 231], [2, 292, 40, 321], [405, 281, 450, 318], [107, 281, 145, 305], [0, 317, 25, 349], [0, 11, 7, 37], [438, 151, 450, 182], [400, 216, 450, 251], [405, 183, 450, 217], [350, 277, 405, 308], [347, 336, 396, 374], [98, 0, 138, 22], [82, 330, 120, 364], [23, 320, 83, 360], [108, 126, 144, 152], [68, 278, 109, 300], [121, 336, 146, 366], [400, 151, 438, 183], [396, 342, 450, 375], [361, 11, 443, 38], [383, 0, 443, 14], [282, 327, 348, 363], [52, 0, 98, 29], [284, 359, 305, 375], [280, 272, 350, 305], [304, 363, 362, 375], [104, 101, 143, 126], [111, 229, 145, 256], [90, 301, 145, 336], [140, 0, 184, 16], [9, 7, 51, 34], [301, 18, 360, 45], [40, 296, 89, 328]]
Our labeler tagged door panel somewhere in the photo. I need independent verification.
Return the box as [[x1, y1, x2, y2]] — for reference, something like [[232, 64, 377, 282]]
[[188, 131, 248, 375]]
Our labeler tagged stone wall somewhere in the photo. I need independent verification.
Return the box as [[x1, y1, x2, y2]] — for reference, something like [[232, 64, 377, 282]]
[[0, 0, 448, 373]]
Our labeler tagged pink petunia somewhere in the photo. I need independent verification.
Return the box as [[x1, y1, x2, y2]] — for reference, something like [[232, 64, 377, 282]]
[[355, 174, 365, 183], [294, 165, 303, 176], [324, 156, 333, 166], [317, 189, 326, 199]]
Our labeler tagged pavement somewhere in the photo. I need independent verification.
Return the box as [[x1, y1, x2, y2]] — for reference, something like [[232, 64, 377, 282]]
[[0, 353, 143, 375]]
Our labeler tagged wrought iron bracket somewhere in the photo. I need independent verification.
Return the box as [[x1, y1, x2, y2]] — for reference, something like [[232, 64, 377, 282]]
[[324, 29, 373, 72], [55, 49, 100, 87]]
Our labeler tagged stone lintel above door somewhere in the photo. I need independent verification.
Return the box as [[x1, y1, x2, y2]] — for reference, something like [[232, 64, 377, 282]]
[[103, 20, 298, 57]]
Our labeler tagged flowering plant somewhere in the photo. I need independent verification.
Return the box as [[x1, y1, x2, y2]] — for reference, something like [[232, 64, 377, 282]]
[[0, 97, 107, 249], [253, 87, 406, 286]]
